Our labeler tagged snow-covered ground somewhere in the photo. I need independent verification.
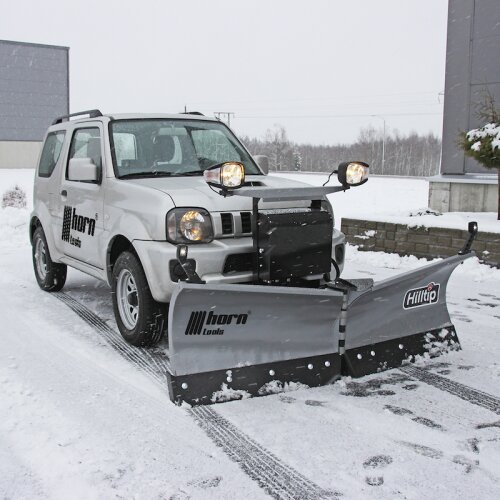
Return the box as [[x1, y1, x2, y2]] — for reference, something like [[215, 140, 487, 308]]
[[275, 172, 500, 234], [1, 169, 500, 499]]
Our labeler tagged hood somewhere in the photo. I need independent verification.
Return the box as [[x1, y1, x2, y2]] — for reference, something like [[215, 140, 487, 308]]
[[127, 174, 313, 212]]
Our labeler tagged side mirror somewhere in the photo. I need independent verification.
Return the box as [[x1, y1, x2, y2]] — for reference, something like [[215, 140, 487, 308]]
[[68, 158, 99, 182], [337, 161, 369, 187], [254, 155, 269, 175]]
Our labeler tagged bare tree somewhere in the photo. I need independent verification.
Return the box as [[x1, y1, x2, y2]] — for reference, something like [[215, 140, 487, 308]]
[[246, 126, 441, 177]]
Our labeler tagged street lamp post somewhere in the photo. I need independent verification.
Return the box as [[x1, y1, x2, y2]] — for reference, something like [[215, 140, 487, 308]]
[[371, 115, 386, 175]]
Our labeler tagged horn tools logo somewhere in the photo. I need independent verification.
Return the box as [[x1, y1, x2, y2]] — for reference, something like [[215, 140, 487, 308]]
[[185, 310, 249, 335], [61, 206, 96, 248], [403, 282, 440, 309]]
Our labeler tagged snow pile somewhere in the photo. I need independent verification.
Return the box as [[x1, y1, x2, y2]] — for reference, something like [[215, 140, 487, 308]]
[[211, 383, 251, 403], [258, 380, 309, 396], [354, 229, 376, 240], [454, 254, 500, 282], [408, 207, 442, 217], [2, 185, 26, 209]]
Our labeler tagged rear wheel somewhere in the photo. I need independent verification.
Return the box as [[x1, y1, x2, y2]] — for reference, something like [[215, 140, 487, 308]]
[[32, 226, 67, 291], [112, 251, 166, 346]]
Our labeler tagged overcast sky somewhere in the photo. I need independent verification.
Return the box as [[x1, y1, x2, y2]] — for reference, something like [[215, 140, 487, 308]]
[[1, 0, 449, 144]]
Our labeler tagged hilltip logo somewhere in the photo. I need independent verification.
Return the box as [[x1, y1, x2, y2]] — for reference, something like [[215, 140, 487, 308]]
[[403, 282, 440, 309], [185, 310, 249, 336], [61, 206, 97, 248]]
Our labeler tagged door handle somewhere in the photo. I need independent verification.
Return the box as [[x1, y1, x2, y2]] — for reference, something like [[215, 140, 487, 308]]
[[61, 190, 67, 197]]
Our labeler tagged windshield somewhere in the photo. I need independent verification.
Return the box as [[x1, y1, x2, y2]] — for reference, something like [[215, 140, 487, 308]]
[[110, 119, 260, 178]]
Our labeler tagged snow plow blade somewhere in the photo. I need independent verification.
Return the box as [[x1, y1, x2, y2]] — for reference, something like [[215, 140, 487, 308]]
[[166, 252, 474, 405], [343, 253, 469, 377], [166, 285, 344, 405]]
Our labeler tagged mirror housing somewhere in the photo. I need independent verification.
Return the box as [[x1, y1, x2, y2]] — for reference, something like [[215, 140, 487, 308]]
[[337, 161, 369, 187], [68, 158, 99, 182], [254, 155, 269, 175]]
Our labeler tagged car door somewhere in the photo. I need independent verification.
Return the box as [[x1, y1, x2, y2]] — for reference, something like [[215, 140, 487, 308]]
[[54, 124, 105, 269]]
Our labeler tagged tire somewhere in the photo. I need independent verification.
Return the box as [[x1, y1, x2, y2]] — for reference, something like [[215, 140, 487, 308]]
[[111, 251, 167, 346], [32, 226, 67, 292]]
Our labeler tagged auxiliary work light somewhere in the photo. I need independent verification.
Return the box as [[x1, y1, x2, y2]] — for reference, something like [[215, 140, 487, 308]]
[[204, 162, 245, 190], [337, 161, 369, 187]]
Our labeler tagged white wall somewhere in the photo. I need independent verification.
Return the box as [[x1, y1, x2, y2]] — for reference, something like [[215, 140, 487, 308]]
[[0, 141, 42, 169]]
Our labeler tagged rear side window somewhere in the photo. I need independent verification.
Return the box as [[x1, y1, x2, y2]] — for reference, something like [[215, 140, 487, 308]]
[[38, 131, 65, 177]]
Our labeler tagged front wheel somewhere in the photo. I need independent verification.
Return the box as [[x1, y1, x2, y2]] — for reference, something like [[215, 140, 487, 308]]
[[111, 251, 167, 346], [32, 226, 67, 291]]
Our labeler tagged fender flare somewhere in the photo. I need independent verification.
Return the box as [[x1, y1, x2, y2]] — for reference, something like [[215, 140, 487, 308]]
[[30, 207, 64, 262]]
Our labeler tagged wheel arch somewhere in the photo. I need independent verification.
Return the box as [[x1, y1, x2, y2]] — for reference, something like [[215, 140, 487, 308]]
[[29, 216, 42, 245], [106, 235, 138, 285]]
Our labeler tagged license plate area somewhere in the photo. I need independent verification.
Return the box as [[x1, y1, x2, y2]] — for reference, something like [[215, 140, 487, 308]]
[[257, 209, 332, 283]]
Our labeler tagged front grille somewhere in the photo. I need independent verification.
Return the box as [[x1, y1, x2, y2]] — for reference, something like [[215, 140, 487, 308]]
[[220, 213, 234, 234], [240, 211, 252, 233], [223, 253, 253, 274]]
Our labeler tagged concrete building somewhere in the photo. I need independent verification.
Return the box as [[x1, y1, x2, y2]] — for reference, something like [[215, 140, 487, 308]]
[[429, 0, 499, 212], [0, 40, 69, 169]]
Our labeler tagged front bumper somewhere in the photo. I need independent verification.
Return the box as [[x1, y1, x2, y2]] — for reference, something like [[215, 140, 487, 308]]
[[134, 229, 346, 303]]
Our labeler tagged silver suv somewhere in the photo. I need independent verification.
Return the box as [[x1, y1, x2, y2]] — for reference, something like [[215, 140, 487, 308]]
[[31, 110, 345, 345]]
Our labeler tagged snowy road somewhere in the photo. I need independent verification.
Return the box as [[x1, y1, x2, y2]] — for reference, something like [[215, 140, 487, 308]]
[[1, 170, 500, 499]]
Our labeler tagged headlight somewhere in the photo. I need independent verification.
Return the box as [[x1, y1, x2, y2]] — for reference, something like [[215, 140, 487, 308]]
[[337, 161, 369, 187], [166, 208, 214, 243], [204, 162, 245, 189]]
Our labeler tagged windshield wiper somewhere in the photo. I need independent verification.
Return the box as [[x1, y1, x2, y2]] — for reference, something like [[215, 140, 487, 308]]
[[119, 171, 175, 179], [119, 170, 204, 179], [178, 170, 204, 176]]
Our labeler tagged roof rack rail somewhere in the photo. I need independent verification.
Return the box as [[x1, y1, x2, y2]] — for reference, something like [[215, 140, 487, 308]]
[[180, 111, 204, 116], [52, 109, 103, 125]]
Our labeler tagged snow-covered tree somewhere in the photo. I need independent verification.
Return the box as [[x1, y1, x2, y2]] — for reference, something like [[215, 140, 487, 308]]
[[459, 91, 500, 219]]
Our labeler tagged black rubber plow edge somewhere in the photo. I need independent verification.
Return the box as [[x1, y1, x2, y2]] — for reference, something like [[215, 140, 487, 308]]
[[168, 353, 342, 405], [345, 327, 460, 378]]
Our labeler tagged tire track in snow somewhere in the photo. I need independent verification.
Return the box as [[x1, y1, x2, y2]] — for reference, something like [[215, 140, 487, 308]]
[[190, 406, 339, 500], [54, 292, 338, 499], [53, 292, 169, 387], [400, 365, 500, 415]]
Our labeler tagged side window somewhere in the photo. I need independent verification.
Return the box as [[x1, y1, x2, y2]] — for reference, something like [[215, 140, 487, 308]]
[[67, 127, 102, 180], [38, 131, 65, 177]]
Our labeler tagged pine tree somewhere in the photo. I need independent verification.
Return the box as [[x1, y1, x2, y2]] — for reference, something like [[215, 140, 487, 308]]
[[459, 90, 500, 219]]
